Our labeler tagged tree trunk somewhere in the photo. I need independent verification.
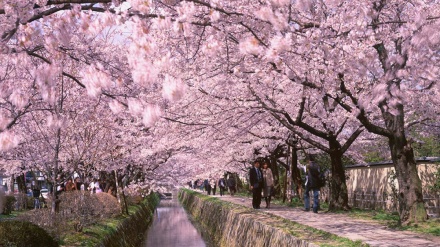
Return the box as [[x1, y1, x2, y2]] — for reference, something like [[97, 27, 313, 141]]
[[377, 102, 427, 225], [373, 43, 426, 225], [291, 146, 303, 199], [115, 170, 121, 203], [270, 155, 280, 195], [282, 167, 288, 203], [16, 173, 26, 194], [328, 140, 350, 211], [9, 174, 14, 194], [389, 132, 426, 225], [16, 173, 27, 209], [51, 127, 61, 214], [232, 173, 243, 191]]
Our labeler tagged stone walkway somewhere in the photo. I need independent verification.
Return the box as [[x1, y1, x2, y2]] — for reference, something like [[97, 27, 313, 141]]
[[210, 194, 439, 247]]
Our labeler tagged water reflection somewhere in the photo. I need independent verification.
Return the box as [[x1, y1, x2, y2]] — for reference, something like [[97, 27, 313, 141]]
[[143, 197, 206, 247]]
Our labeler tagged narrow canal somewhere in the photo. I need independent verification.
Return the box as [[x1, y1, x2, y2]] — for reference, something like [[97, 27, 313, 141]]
[[142, 194, 208, 247]]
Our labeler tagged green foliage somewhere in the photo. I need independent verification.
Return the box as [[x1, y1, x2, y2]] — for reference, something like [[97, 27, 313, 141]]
[[413, 135, 440, 157], [0, 220, 58, 247], [428, 166, 440, 193], [371, 211, 400, 222], [387, 171, 401, 216], [308, 153, 356, 170], [2, 196, 16, 215], [357, 137, 389, 163], [340, 208, 440, 237], [363, 151, 386, 163]]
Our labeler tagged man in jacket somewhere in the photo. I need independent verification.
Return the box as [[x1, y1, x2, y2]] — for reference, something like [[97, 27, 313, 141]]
[[218, 177, 226, 196], [304, 156, 321, 213], [32, 187, 41, 209], [227, 176, 236, 196], [249, 160, 263, 209]]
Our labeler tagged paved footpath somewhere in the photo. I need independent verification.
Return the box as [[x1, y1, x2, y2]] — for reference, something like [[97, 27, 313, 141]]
[[210, 194, 440, 247]]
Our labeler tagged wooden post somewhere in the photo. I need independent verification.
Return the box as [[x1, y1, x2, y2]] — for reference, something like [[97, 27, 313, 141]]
[[114, 170, 121, 204], [353, 192, 357, 208], [372, 191, 377, 210], [282, 166, 288, 203], [437, 193, 440, 217], [361, 191, 365, 209]]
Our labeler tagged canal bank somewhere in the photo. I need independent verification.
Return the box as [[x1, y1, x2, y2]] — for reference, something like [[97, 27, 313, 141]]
[[96, 193, 160, 247], [179, 189, 373, 247], [218, 194, 440, 247]]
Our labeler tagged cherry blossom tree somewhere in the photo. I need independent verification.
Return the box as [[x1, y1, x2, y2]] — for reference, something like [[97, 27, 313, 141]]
[[140, 0, 439, 223], [0, 0, 439, 226], [289, 1, 440, 224]]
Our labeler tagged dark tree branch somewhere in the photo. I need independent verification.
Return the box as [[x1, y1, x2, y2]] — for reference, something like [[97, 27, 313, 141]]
[[338, 74, 392, 137], [341, 126, 364, 153], [239, 21, 268, 48]]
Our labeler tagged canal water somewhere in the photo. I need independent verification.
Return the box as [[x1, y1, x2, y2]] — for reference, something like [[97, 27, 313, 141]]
[[142, 195, 208, 247]]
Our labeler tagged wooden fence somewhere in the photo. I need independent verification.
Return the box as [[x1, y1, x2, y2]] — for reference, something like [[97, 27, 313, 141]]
[[348, 190, 440, 217]]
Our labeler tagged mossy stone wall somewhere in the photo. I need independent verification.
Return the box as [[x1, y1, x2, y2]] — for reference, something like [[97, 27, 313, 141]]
[[179, 189, 317, 247], [97, 193, 160, 247]]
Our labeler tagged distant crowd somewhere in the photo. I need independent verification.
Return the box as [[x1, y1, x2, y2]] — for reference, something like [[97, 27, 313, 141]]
[[188, 175, 237, 196], [30, 176, 116, 210], [187, 155, 323, 213]]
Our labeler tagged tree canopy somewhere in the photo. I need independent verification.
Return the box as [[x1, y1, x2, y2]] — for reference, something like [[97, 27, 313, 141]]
[[0, 0, 439, 224]]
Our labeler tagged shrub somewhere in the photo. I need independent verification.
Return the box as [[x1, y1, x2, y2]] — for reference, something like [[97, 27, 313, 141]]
[[0, 220, 58, 247], [57, 191, 121, 229], [127, 195, 143, 205], [95, 192, 121, 217], [16, 208, 68, 239], [16, 191, 122, 241], [13, 193, 30, 211], [2, 196, 16, 215]]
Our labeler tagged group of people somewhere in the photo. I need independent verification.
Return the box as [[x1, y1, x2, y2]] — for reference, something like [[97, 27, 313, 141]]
[[249, 156, 322, 213], [249, 159, 274, 209], [56, 177, 113, 197], [188, 156, 322, 213], [189, 176, 237, 196]]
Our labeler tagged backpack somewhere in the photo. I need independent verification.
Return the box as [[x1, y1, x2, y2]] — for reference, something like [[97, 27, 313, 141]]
[[308, 162, 326, 188]]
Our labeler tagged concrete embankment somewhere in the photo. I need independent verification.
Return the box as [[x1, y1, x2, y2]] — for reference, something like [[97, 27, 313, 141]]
[[97, 193, 160, 247], [179, 189, 317, 247]]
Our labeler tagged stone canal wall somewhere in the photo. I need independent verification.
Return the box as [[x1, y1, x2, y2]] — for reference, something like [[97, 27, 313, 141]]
[[179, 189, 317, 247], [97, 193, 160, 247]]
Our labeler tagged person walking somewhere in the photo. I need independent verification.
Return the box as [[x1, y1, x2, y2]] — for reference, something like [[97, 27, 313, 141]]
[[262, 161, 274, 208], [227, 175, 236, 196], [304, 156, 321, 213], [218, 177, 226, 196], [32, 187, 41, 209], [249, 160, 263, 209], [74, 177, 82, 190], [204, 179, 212, 195], [65, 178, 75, 191], [212, 179, 217, 195], [194, 179, 200, 190]]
